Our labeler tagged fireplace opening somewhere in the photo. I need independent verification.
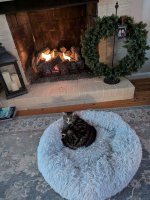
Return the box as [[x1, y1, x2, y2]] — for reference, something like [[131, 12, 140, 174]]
[[34, 46, 84, 76], [6, 2, 97, 84]]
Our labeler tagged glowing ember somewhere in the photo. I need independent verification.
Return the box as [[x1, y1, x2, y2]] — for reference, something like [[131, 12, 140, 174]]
[[53, 66, 59, 71], [63, 52, 71, 61], [41, 53, 51, 61]]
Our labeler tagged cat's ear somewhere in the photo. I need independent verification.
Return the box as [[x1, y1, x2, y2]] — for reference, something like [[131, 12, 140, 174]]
[[62, 112, 73, 117], [63, 112, 69, 116], [72, 113, 77, 117], [62, 112, 67, 120]]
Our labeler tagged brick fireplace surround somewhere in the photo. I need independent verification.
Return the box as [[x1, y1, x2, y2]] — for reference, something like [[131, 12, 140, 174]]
[[0, 0, 135, 111]]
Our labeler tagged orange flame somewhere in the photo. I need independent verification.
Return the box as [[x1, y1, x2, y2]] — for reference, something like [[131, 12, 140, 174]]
[[63, 52, 71, 61], [41, 53, 51, 61]]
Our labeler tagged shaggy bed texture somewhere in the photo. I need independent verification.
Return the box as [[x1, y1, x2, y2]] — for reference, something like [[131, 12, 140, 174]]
[[38, 110, 142, 200], [0, 106, 150, 200]]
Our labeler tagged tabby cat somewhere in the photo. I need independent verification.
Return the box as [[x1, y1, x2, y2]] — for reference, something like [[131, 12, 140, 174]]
[[61, 112, 97, 150]]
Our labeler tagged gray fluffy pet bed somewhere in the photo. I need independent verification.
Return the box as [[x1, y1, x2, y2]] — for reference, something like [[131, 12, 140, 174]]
[[38, 110, 142, 200]]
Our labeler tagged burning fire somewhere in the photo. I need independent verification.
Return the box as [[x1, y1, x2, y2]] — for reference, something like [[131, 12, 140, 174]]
[[63, 52, 71, 61], [41, 51, 71, 62], [41, 53, 51, 61]]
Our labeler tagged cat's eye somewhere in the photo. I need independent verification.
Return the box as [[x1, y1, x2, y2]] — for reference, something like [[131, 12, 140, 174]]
[[62, 133, 66, 138]]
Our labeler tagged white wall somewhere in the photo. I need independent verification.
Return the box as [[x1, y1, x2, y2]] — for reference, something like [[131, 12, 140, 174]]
[[0, 15, 29, 85], [98, 0, 150, 77]]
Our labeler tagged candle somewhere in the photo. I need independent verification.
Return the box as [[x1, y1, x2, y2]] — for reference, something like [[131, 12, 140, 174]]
[[11, 80, 19, 91], [11, 73, 21, 88], [2, 71, 12, 91]]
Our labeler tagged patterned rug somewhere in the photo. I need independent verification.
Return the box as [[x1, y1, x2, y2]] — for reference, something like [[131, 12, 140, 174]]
[[0, 106, 150, 200]]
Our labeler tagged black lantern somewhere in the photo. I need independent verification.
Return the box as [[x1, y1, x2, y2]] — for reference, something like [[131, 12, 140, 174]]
[[0, 44, 27, 99]]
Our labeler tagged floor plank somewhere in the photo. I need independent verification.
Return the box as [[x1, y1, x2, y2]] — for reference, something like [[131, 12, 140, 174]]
[[16, 78, 150, 116]]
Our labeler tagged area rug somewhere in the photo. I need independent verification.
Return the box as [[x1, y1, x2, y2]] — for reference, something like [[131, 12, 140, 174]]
[[0, 106, 150, 200]]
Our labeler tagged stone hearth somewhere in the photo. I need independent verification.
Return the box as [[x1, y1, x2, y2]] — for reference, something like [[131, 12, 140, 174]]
[[0, 77, 135, 110]]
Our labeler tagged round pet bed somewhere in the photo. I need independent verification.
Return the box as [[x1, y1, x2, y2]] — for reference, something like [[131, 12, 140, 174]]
[[37, 110, 142, 200]]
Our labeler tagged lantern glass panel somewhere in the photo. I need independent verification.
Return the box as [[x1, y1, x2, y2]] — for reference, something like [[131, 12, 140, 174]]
[[0, 64, 22, 92]]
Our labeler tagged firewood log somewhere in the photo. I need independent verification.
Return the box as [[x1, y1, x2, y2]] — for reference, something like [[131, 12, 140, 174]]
[[37, 47, 51, 60], [69, 62, 78, 74], [37, 62, 51, 74], [58, 61, 70, 75], [37, 56, 62, 74], [48, 56, 62, 70], [76, 60, 85, 70], [51, 49, 59, 58], [60, 47, 67, 53], [71, 46, 81, 61]]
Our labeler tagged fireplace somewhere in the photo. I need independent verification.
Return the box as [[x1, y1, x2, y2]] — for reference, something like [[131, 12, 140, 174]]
[[33, 46, 84, 78], [0, 0, 135, 109], [2, 0, 98, 83]]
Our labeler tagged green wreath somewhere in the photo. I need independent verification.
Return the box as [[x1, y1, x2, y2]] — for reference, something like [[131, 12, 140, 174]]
[[81, 15, 149, 83]]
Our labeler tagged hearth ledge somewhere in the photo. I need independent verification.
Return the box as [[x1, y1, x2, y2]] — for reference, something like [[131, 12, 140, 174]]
[[0, 77, 135, 110]]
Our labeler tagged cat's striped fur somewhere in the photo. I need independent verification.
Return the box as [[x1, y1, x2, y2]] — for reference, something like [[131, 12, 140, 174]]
[[61, 112, 97, 150]]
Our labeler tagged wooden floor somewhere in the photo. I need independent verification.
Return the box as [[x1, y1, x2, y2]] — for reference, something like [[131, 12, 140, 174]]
[[16, 78, 150, 116]]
